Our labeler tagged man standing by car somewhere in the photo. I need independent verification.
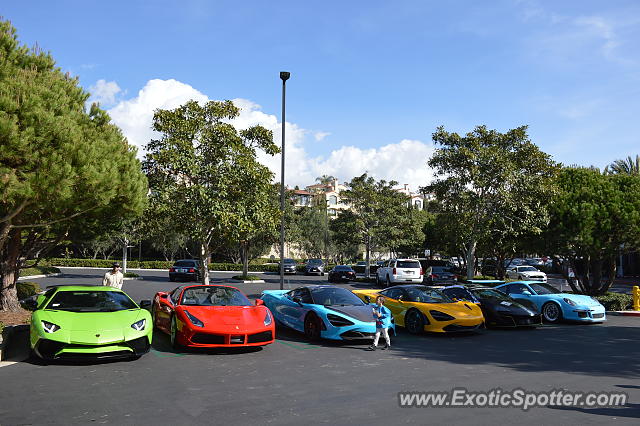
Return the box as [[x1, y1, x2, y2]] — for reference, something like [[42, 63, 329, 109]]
[[102, 262, 124, 289]]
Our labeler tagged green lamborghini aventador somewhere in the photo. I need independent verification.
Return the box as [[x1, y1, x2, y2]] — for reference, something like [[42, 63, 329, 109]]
[[28, 285, 152, 361]]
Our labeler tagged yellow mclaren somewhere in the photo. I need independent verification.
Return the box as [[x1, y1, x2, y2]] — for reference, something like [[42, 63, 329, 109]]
[[352, 285, 484, 334]]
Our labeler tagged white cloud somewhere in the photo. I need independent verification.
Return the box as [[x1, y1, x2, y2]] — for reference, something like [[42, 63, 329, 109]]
[[107, 79, 435, 189], [88, 79, 122, 106], [314, 131, 331, 141]]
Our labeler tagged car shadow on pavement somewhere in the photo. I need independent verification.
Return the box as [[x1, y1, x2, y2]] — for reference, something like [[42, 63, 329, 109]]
[[150, 330, 264, 356]]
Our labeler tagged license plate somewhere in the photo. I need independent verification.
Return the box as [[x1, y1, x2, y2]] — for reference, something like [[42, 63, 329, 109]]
[[404, 270, 413, 274], [179, 268, 186, 273]]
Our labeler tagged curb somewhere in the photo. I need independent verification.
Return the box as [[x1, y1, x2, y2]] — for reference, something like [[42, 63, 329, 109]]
[[0, 324, 29, 361], [230, 280, 266, 284], [54, 266, 267, 274], [123, 277, 144, 281], [18, 273, 62, 281], [606, 310, 640, 317]]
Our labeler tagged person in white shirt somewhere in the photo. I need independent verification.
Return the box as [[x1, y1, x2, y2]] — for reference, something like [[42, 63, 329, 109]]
[[102, 262, 124, 289]]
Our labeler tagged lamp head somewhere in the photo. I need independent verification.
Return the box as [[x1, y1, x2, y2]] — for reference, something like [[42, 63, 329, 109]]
[[280, 71, 290, 81]]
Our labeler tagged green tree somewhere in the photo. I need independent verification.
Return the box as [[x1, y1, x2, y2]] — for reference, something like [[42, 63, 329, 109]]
[[297, 206, 330, 259], [143, 100, 278, 283], [329, 210, 361, 263], [340, 173, 411, 276], [0, 20, 147, 310], [425, 125, 557, 279], [545, 167, 640, 295], [605, 155, 640, 175]]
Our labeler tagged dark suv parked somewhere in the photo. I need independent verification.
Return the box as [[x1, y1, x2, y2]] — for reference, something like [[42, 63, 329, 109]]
[[169, 259, 202, 282]]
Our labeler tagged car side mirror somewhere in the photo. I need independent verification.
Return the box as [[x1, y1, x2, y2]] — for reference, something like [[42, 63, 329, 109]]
[[255, 299, 264, 306], [292, 296, 303, 305], [139, 300, 152, 309], [21, 297, 38, 311]]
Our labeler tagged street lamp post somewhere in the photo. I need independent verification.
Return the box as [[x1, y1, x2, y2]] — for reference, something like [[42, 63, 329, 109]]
[[279, 71, 290, 290]]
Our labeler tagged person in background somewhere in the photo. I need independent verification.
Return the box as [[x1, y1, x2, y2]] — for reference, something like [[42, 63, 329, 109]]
[[368, 295, 392, 351], [102, 262, 124, 289]]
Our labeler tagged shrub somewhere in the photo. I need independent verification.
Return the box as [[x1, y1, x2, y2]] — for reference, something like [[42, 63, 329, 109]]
[[19, 266, 60, 277], [232, 275, 262, 281], [123, 272, 139, 278], [594, 292, 633, 311], [17, 281, 42, 300]]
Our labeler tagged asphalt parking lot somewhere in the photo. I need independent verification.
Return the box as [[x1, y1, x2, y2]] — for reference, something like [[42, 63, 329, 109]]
[[1, 268, 639, 425]]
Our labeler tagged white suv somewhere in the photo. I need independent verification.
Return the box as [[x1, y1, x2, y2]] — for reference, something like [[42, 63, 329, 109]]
[[376, 258, 423, 287]]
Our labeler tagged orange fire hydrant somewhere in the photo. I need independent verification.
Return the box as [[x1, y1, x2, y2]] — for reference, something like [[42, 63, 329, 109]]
[[633, 286, 640, 311]]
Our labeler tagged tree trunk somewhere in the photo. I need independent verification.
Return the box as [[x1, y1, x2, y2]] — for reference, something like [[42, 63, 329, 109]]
[[601, 256, 616, 294], [241, 242, 249, 279], [465, 239, 476, 280], [364, 236, 371, 278], [200, 241, 210, 285], [0, 230, 21, 311]]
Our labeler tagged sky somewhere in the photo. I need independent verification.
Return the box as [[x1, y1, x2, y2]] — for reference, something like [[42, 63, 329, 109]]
[[4, 0, 640, 189]]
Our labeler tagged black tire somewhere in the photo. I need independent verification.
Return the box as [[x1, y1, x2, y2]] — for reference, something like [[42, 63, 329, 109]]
[[170, 315, 182, 350], [304, 313, 322, 341], [542, 302, 562, 323], [405, 309, 425, 335]]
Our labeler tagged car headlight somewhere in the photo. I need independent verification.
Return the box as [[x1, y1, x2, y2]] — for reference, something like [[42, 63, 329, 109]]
[[131, 319, 146, 331], [184, 310, 204, 327], [41, 321, 60, 333], [429, 310, 455, 321], [563, 298, 577, 306], [264, 310, 272, 326]]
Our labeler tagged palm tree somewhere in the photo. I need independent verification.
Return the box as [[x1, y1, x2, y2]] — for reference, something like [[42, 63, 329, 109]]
[[315, 175, 336, 185], [605, 155, 640, 175]]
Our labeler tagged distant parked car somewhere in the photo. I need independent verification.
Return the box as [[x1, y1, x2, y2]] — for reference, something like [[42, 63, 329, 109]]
[[376, 259, 423, 287], [424, 266, 458, 285], [305, 259, 325, 276], [281, 258, 297, 275], [328, 265, 356, 283], [505, 266, 547, 282], [169, 259, 202, 282]]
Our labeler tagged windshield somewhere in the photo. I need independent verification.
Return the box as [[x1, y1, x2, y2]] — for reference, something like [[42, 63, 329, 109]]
[[472, 289, 512, 302], [310, 287, 364, 306], [283, 259, 296, 264], [174, 260, 197, 267], [333, 266, 354, 271], [530, 283, 560, 295], [181, 286, 251, 306], [404, 286, 452, 303], [308, 259, 323, 265], [46, 291, 137, 312], [432, 266, 453, 273], [518, 266, 537, 272]]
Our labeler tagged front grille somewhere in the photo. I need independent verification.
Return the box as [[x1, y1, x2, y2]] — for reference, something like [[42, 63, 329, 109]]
[[126, 336, 150, 354], [592, 313, 604, 319], [57, 350, 132, 359], [443, 324, 481, 332], [247, 331, 273, 343], [230, 335, 245, 344], [36, 340, 65, 358], [340, 330, 375, 340], [191, 333, 225, 344]]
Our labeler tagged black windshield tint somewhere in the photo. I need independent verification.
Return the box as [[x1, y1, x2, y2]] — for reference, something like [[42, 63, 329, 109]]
[[404, 287, 452, 303], [310, 287, 364, 306], [308, 259, 323, 265], [181, 287, 251, 306], [432, 267, 453, 273], [397, 261, 421, 268], [530, 283, 559, 295], [174, 260, 196, 267], [46, 291, 137, 312], [334, 266, 354, 271], [283, 259, 296, 264]]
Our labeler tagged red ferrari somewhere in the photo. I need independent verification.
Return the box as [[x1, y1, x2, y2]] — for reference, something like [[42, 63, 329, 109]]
[[152, 284, 275, 349]]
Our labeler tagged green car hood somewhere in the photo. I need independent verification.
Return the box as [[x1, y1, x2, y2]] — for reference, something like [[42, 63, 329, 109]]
[[34, 309, 149, 345]]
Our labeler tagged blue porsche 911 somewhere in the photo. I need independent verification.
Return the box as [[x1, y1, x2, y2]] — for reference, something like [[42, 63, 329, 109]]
[[494, 281, 606, 323], [260, 285, 395, 341]]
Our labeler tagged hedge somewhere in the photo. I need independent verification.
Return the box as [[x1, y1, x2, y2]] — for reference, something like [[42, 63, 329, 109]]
[[40, 258, 281, 272], [594, 292, 633, 311], [17, 281, 42, 301]]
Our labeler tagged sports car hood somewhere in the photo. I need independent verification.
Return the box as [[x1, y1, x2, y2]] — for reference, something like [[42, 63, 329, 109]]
[[325, 305, 375, 323], [555, 293, 602, 307], [431, 302, 483, 318], [39, 309, 145, 331]]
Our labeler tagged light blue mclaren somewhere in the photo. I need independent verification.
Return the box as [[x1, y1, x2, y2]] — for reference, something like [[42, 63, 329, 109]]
[[495, 281, 606, 323], [260, 285, 395, 341]]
